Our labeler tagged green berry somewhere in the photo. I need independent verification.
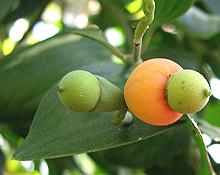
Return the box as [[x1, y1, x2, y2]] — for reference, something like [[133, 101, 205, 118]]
[[58, 70, 100, 112], [166, 69, 212, 114]]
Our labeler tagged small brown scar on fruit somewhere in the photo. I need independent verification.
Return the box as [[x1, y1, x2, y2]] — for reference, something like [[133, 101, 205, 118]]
[[182, 80, 185, 84], [178, 101, 182, 105], [58, 85, 64, 92], [135, 43, 140, 46], [164, 87, 168, 101], [164, 95, 167, 101]]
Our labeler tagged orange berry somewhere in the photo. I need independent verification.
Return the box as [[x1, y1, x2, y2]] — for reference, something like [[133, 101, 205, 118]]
[[124, 58, 183, 126]]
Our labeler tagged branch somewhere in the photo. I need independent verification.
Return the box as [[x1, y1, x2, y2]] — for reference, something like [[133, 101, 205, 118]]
[[132, 0, 155, 63]]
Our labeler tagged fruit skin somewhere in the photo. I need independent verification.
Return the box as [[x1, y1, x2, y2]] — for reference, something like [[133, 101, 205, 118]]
[[166, 69, 211, 114], [58, 70, 100, 112], [93, 76, 126, 112], [124, 58, 183, 126], [58, 70, 126, 112]]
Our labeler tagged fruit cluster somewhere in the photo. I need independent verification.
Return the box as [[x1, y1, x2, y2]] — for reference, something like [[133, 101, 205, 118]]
[[124, 58, 211, 126], [58, 58, 211, 126]]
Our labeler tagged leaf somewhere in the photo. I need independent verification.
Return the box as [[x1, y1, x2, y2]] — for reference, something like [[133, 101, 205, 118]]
[[143, 0, 194, 50], [202, 101, 220, 128], [13, 85, 185, 160], [201, 0, 220, 15], [91, 124, 199, 175], [0, 0, 15, 22], [0, 33, 121, 120], [185, 116, 214, 175], [0, 124, 22, 148], [196, 119, 220, 143], [143, 48, 199, 70], [153, 0, 194, 27], [2, 0, 46, 24], [178, 6, 220, 39]]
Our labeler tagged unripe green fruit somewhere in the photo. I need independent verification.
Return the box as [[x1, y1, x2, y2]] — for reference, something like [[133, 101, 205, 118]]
[[166, 69, 212, 114], [58, 70, 126, 112], [58, 70, 100, 112]]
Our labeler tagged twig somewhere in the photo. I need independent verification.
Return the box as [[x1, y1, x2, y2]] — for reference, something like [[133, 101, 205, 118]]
[[132, 0, 155, 63], [132, 41, 142, 63], [72, 30, 128, 62]]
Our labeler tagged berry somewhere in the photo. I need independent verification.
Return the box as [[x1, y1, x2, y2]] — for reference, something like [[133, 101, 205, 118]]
[[124, 58, 183, 126], [166, 69, 211, 114], [58, 70, 126, 112], [58, 70, 100, 112]]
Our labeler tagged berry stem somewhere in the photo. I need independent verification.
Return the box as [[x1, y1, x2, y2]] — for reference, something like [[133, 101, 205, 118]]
[[90, 75, 127, 112], [134, 0, 155, 45], [185, 115, 214, 175], [204, 89, 212, 97], [112, 109, 127, 125], [133, 41, 143, 64], [132, 0, 155, 63], [58, 85, 64, 92]]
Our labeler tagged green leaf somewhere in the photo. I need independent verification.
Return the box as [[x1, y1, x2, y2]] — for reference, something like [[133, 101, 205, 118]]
[[143, 0, 193, 50], [91, 124, 199, 175], [153, 0, 194, 26], [13, 85, 185, 160], [3, 0, 46, 24], [185, 116, 213, 175], [201, 0, 220, 15], [0, 33, 120, 120], [143, 48, 199, 70], [0, 0, 15, 22], [0, 124, 22, 148], [202, 101, 220, 128], [178, 6, 220, 39], [196, 119, 220, 143]]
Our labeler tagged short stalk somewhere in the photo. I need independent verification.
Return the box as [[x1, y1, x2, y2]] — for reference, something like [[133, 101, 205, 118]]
[[133, 40, 143, 63], [132, 0, 155, 63], [112, 109, 128, 125]]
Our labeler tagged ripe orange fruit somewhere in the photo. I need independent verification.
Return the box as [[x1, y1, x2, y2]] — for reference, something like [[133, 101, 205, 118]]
[[124, 58, 183, 126]]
